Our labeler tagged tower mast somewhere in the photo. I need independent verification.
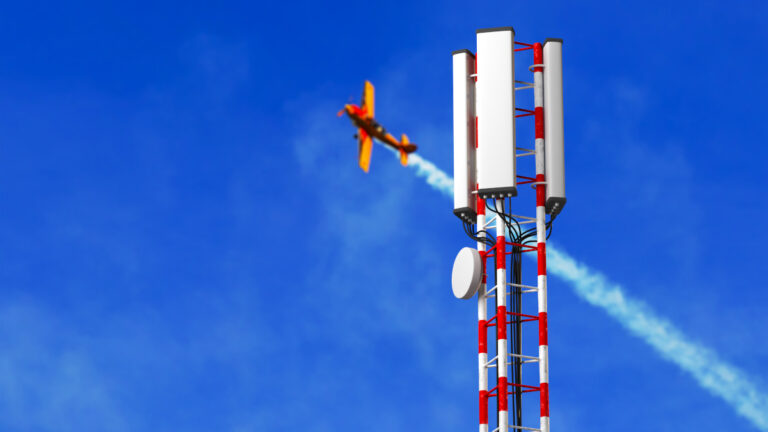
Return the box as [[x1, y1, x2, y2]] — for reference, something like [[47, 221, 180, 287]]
[[451, 28, 565, 432]]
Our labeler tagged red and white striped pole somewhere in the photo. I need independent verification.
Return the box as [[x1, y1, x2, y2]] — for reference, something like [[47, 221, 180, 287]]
[[477, 193, 489, 432], [533, 42, 550, 432], [496, 204, 508, 432]]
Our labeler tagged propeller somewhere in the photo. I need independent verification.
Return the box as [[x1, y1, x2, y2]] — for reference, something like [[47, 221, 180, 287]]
[[337, 95, 357, 117]]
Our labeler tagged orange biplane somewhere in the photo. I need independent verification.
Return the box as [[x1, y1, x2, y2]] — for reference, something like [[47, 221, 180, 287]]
[[338, 81, 418, 172]]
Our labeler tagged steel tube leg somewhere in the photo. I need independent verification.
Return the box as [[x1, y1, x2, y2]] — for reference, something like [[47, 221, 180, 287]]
[[477, 196, 489, 432], [533, 42, 550, 432], [496, 204, 508, 432]]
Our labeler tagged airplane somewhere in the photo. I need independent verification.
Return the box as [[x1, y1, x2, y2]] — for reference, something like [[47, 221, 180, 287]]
[[338, 81, 418, 172]]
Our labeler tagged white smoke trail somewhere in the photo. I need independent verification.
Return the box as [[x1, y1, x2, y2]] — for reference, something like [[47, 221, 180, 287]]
[[404, 151, 768, 431], [406, 153, 454, 195], [548, 247, 768, 430]]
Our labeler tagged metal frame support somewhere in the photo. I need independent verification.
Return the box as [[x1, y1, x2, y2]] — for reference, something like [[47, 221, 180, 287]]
[[466, 35, 557, 432]]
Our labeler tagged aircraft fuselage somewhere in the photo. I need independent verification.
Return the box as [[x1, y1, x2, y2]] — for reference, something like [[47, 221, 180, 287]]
[[348, 113, 399, 149]]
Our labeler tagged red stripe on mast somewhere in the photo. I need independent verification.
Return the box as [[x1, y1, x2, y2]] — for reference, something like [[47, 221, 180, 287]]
[[539, 383, 549, 416]]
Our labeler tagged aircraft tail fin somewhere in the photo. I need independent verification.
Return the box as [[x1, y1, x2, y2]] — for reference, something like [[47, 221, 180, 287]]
[[399, 134, 413, 166], [400, 134, 418, 153]]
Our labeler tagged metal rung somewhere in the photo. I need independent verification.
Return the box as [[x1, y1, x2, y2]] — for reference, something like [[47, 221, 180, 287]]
[[508, 282, 538, 292], [508, 353, 539, 362], [516, 151, 535, 157], [482, 216, 497, 229], [509, 426, 541, 432], [485, 355, 498, 368], [508, 213, 536, 221]]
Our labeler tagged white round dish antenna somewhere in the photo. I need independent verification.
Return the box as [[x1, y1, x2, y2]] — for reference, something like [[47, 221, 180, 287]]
[[452, 247, 482, 299]]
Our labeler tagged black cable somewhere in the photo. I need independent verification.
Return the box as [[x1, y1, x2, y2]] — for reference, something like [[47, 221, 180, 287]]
[[489, 197, 522, 242], [489, 198, 522, 429], [462, 220, 495, 248], [546, 212, 557, 240], [488, 198, 520, 240], [514, 243, 523, 428], [546, 220, 554, 240]]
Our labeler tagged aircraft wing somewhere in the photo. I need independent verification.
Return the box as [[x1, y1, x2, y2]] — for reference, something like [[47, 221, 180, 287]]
[[358, 128, 373, 172], [362, 81, 374, 119]]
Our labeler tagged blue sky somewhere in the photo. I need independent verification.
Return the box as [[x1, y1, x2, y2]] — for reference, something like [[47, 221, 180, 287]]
[[1, 1, 767, 431]]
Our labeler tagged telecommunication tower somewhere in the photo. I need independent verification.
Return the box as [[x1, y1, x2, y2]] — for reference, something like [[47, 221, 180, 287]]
[[450, 28, 565, 432]]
